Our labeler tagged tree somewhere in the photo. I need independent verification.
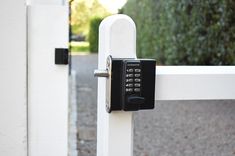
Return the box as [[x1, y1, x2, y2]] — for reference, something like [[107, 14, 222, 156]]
[[122, 0, 235, 65], [71, 0, 110, 38], [88, 17, 103, 52]]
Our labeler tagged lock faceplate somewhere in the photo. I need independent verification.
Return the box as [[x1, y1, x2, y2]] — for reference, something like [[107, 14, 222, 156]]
[[106, 56, 112, 113]]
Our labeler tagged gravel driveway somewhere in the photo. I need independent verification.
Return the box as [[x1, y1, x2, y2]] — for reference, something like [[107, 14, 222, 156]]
[[72, 54, 235, 156]]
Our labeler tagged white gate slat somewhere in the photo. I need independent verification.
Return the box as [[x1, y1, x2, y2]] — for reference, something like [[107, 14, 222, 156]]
[[156, 66, 235, 100]]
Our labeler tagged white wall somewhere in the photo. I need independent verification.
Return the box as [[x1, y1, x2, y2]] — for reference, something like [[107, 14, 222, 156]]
[[0, 0, 27, 156]]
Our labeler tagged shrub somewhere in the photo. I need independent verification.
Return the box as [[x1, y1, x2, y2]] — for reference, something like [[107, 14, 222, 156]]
[[70, 41, 89, 52], [88, 17, 103, 53], [122, 0, 235, 65]]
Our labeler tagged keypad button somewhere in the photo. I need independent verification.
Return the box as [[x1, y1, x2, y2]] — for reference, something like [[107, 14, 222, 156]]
[[134, 83, 141, 87], [135, 74, 141, 77], [126, 84, 133, 87], [134, 78, 141, 82], [126, 88, 133, 92], [135, 69, 141, 72], [126, 79, 133, 83], [134, 88, 141, 92], [126, 74, 133, 78], [129, 84, 134, 87], [127, 69, 133, 72]]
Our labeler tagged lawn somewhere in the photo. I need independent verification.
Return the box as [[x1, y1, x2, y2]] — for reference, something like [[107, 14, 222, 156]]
[[70, 41, 89, 53]]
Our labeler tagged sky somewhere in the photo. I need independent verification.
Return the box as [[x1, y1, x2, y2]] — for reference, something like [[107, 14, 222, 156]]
[[99, 0, 127, 13]]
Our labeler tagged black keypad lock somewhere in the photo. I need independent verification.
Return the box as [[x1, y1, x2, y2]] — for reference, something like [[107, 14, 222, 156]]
[[105, 56, 156, 113]]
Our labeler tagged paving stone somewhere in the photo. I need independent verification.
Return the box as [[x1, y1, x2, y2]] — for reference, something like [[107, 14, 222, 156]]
[[78, 127, 97, 141]]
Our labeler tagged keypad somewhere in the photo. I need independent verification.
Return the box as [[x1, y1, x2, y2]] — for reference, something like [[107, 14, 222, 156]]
[[125, 63, 142, 94]]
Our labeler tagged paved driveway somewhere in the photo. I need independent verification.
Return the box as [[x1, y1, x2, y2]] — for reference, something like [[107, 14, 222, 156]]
[[72, 54, 235, 156]]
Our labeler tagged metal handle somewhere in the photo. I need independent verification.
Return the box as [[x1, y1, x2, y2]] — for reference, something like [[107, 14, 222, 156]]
[[94, 69, 109, 77]]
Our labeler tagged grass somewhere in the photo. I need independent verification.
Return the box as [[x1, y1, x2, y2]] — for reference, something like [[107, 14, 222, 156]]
[[70, 41, 90, 53]]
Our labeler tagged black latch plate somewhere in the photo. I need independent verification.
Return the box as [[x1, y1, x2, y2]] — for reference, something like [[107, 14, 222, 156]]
[[55, 48, 69, 65]]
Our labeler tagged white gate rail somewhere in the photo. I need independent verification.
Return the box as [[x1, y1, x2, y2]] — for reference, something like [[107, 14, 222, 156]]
[[156, 66, 235, 100]]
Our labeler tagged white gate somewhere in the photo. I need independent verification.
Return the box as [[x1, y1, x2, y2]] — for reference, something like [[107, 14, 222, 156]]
[[96, 14, 235, 156], [0, 1, 27, 155], [0, 0, 68, 155]]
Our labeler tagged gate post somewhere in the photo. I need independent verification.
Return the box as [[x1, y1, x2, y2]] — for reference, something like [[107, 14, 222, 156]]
[[97, 15, 136, 156], [27, 1, 68, 155]]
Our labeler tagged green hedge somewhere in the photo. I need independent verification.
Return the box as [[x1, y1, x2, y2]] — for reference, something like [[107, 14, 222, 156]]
[[122, 0, 235, 65], [88, 17, 103, 53]]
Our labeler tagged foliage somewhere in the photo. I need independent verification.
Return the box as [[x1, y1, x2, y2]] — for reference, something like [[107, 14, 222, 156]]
[[88, 17, 103, 53], [122, 0, 235, 65], [71, 0, 110, 38], [70, 41, 89, 52]]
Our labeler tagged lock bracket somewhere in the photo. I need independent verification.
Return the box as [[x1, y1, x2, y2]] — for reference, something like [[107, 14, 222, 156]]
[[94, 55, 156, 113]]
